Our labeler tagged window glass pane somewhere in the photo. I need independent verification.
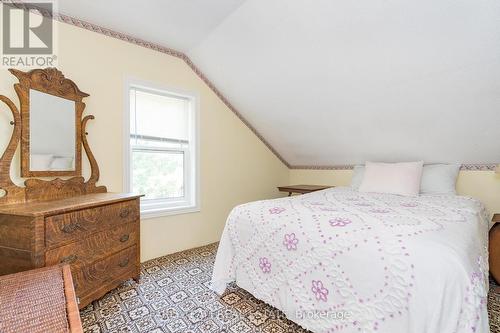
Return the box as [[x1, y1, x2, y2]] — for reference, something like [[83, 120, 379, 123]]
[[132, 150, 184, 200], [130, 89, 189, 142]]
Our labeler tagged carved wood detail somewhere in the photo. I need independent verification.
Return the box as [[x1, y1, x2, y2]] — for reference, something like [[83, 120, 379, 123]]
[[0, 68, 106, 204], [82, 115, 106, 194], [0, 95, 25, 205], [9, 68, 89, 101], [24, 177, 86, 202]]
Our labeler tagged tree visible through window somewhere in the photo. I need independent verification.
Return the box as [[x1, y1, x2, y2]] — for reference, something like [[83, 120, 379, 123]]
[[132, 150, 184, 199]]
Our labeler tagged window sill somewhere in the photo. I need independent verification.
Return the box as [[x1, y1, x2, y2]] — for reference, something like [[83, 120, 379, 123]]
[[140, 205, 200, 219]]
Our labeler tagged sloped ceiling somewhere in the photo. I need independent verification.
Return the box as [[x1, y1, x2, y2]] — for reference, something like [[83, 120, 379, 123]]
[[59, 0, 500, 166], [58, 0, 246, 52]]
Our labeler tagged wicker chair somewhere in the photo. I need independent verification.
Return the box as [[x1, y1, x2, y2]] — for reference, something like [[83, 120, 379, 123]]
[[0, 264, 82, 333]]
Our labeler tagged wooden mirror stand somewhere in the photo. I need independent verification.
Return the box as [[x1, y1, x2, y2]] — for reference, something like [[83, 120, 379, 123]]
[[13, 67, 86, 178], [0, 68, 107, 205]]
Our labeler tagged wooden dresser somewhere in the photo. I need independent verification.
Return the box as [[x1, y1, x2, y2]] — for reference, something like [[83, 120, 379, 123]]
[[0, 68, 144, 309], [0, 193, 142, 308]]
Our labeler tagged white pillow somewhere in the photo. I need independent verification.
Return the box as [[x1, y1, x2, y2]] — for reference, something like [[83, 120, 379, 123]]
[[49, 157, 74, 170], [30, 154, 53, 171], [420, 164, 460, 194], [359, 161, 423, 196], [350, 165, 365, 189]]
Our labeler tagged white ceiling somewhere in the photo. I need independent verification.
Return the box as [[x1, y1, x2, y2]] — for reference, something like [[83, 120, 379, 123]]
[[58, 0, 246, 52], [59, 0, 500, 166]]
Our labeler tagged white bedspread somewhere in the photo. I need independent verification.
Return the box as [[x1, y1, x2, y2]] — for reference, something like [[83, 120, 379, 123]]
[[211, 187, 490, 333]]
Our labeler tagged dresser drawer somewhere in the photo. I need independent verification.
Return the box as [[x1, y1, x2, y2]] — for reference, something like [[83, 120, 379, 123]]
[[45, 223, 138, 267], [45, 199, 139, 247], [72, 245, 138, 305]]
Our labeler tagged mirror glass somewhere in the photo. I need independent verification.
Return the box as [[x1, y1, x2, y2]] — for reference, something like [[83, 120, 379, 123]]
[[29, 89, 76, 171]]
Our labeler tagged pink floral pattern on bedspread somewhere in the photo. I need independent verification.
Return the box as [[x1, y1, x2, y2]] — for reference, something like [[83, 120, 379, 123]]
[[212, 187, 490, 333]]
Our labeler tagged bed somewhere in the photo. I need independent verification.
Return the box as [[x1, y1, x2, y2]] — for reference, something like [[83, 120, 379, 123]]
[[211, 187, 490, 333]]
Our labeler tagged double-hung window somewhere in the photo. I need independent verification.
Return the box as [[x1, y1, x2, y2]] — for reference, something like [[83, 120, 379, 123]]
[[125, 81, 199, 218]]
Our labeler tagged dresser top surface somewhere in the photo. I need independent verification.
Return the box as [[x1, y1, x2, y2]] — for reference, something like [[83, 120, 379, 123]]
[[0, 192, 142, 217]]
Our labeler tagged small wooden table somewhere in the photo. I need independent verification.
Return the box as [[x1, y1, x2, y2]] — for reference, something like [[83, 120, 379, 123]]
[[489, 214, 500, 283], [278, 184, 332, 196]]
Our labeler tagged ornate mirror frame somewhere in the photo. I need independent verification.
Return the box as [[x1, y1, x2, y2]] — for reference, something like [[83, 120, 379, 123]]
[[10, 68, 86, 177], [0, 68, 106, 205]]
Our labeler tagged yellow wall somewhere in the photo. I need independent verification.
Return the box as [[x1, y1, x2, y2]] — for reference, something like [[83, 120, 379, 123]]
[[0, 21, 289, 261], [290, 169, 500, 215]]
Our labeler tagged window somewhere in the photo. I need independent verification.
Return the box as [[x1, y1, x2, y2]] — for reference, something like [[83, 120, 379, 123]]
[[124, 81, 199, 218]]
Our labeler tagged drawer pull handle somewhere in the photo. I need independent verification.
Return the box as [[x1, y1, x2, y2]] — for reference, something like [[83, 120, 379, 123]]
[[60, 254, 78, 264], [120, 234, 130, 242], [119, 258, 129, 267], [61, 222, 81, 233], [119, 209, 130, 218]]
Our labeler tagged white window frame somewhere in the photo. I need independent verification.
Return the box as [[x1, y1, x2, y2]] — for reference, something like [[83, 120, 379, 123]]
[[123, 78, 200, 219]]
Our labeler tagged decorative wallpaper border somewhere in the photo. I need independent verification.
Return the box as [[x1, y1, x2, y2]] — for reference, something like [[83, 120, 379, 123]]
[[290, 164, 499, 171], [8, 1, 498, 172], [290, 165, 355, 170], [460, 164, 498, 171]]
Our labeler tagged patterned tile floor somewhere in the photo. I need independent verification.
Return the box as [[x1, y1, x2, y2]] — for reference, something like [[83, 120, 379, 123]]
[[81, 243, 500, 333]]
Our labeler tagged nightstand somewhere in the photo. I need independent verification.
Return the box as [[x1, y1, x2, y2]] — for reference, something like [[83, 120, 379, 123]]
[[277, 184, 332, 196], [489, 214, 500, 283]]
